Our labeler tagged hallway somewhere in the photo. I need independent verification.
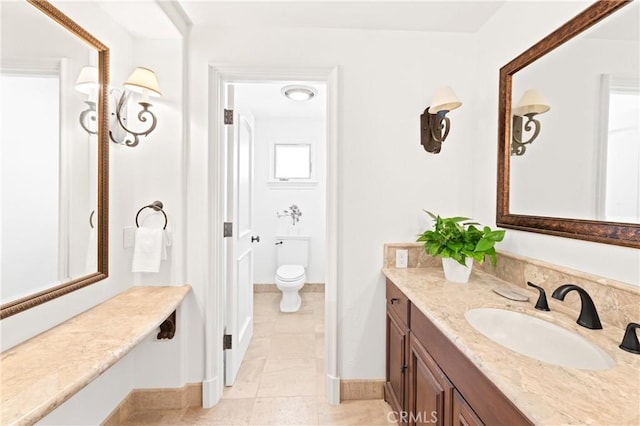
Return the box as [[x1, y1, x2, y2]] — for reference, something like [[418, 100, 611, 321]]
[[124, 290, 396, 425]]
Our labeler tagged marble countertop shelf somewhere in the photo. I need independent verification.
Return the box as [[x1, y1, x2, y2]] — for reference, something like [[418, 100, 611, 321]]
[[0, 285, 191, 426], [382, 266, 640, 425]]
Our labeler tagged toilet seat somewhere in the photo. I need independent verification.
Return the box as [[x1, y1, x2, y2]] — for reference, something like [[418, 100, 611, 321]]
[[276, 265, 305, 282]]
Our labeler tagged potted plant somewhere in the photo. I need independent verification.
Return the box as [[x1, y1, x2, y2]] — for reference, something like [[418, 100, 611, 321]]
[[417, 211, 505, 283]]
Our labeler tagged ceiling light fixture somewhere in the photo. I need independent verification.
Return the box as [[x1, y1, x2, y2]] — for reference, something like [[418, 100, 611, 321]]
[[281, 85, 317, 102]]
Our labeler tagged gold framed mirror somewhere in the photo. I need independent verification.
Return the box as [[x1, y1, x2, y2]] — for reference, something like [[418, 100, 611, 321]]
[[497, 0, 640, 248], [0, 0, 109, 319]]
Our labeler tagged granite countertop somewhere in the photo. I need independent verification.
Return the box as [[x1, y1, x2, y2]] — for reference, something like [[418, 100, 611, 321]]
[[383, 266, 640, 425], [0, 285, 192, 426]]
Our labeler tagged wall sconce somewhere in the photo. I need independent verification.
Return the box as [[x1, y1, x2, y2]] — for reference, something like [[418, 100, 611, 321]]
[[420, 86, 462, 154], [75, 66, 99, 135], [76, 66, 162, 147], [511, 89, 550, 156]]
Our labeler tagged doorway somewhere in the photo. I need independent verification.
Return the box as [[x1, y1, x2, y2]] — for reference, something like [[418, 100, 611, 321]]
[[203, 66, 340, 407], [224, 80, 327, 387]]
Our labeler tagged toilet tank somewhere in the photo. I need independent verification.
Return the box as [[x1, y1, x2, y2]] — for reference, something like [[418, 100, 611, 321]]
[[276, 235, 309, 267]]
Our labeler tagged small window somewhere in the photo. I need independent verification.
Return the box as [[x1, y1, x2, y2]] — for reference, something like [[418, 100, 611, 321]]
[[274, 144, 311, 180], [269, 140, 316, 186]]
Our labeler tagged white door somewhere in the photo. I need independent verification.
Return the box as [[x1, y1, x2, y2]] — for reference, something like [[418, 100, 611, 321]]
[[224, 84, 255, 385]]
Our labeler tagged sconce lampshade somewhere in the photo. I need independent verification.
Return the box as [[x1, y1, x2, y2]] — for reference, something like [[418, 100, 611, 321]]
[[75, 66, 99, 94], [124, 67, 162, 97], [513, 89, 550, 116], [428, 86, 462, 114]]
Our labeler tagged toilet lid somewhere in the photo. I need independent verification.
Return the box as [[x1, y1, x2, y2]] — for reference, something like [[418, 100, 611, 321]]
[[277, 265, 305, 281]]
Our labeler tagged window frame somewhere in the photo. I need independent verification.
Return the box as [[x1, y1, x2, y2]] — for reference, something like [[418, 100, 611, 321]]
[[268, 139, 317, 187]]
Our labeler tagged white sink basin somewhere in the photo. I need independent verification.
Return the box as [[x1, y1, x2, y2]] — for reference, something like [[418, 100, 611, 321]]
[[465, 308, 614, 370]]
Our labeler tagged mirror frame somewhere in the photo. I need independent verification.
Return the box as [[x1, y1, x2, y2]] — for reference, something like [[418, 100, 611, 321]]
[[496, 0, 640, 249], [0, 0, 109, 319]]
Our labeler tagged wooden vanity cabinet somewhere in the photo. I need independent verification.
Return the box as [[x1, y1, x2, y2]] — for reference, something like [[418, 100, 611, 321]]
[[452, 390, 483, 426], [385, 279, 531, 426], [408, 333, 453, 426], [385, 280, 410, 422]]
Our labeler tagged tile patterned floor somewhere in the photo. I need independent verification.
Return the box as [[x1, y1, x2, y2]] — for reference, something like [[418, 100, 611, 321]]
[[124, 291, 396, 425]]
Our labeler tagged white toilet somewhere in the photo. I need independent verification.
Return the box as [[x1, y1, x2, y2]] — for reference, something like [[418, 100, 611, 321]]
[[275, 235, 309, 312]]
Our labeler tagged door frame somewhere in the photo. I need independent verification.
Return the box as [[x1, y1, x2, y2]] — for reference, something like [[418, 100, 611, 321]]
[[203, 65, 340, 407]]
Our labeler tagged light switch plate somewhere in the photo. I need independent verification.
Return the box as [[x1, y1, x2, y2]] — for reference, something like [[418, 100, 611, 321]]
[[395, 249, 408, 268]]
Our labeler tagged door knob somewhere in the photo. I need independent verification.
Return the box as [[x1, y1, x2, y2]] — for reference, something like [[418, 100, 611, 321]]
[[251, 236, 260, 243]]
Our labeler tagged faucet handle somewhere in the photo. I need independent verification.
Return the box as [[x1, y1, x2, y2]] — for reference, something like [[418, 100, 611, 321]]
[[527, 282, 550, 311], [619, 322, 640, 354]]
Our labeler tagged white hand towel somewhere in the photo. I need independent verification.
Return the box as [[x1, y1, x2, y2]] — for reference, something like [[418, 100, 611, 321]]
[[132, 227, 164, 273]]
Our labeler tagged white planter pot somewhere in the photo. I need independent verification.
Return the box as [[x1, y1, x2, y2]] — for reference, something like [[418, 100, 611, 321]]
[[442, 257, 473, 283]]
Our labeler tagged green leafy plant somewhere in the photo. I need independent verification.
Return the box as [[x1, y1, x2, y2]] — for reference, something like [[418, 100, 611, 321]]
[[417, 211, 505, 267]]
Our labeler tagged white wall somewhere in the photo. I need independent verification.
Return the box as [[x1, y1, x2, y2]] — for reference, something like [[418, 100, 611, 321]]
[[1, 0, 95, 302], [1, 75, 59, 301], [189, 3, 640, 386], [0, 0, 134, 347], [472, 0, 640, 286], [250, 117, 327, 284], [1, 2, 195, 424], [4, 3, 638, 421], [511, 37, 639, 219], [188, 26, 478, 381]]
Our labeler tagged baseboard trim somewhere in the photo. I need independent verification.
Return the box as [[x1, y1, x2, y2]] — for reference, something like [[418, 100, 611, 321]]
[[102, 391, 134, 426], [340, 379, 385, 401], [253, 283, 325, 293], [102, 383, 202, 425], [202, 376, 220, 408], [326, 373, 341, 405]]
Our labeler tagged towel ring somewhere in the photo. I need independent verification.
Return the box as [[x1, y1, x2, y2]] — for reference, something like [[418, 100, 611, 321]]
[[135, 200, 168, 229], [89, 210, 95, 229]]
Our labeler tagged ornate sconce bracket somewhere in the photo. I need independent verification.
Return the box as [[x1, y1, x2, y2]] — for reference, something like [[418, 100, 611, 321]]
[[420, 109, 450, 154], [157, 310, 176, 340]]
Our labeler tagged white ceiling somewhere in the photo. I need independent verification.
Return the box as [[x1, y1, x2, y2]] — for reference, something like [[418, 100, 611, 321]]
[[93, 1, 638, 120], [99, 1, 506, 118], [235, 82, 327, 120], [178, 1, 505, 33], [97, 1, 183, 39], [98, 1, 506, 40], [586, 1, 639, 42]]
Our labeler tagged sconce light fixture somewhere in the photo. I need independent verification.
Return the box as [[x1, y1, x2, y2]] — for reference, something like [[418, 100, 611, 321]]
[[511, 89, 550, 156], [420, 86, 462, 154], [76, 66, 162, 147], [75, 66, 99, 135]]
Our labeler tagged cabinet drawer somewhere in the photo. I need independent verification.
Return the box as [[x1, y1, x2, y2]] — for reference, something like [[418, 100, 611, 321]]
[[386, 279, 409, 327]]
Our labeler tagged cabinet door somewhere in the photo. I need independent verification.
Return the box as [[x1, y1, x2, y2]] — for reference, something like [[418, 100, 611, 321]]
[[452, 389, 484, 426], [386, 310, 408, 417], [409, 334, 453, 426]]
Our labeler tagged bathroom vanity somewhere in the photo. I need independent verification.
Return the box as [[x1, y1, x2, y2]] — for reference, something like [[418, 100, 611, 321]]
[[385, 278, 529, 426], [0, 285, 191, 425], [383, 247, 640, 425]]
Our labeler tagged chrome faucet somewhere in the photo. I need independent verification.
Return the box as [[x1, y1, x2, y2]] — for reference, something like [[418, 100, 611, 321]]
[[551, 284, 602, 330]]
